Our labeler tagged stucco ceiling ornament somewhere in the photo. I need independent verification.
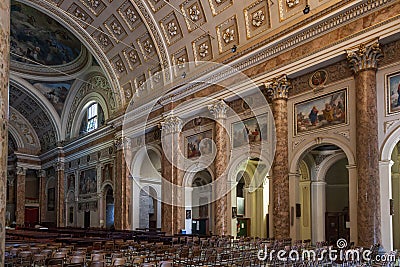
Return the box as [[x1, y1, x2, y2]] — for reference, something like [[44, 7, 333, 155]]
[[177, 57, 186, 69], [126, 8, 138, 23], [199, 43, 209, 58], [111, 22, 122, 35], [167, 21, 178, 37], [88, 0, 100, 8], [286, 0, 299, 8], [143, 39, 153, 54], [116, 61, 125, 73], [223, 28, 235, 43], [98, 34, 109, 47], [189, 5, 201, 21], [74, 9, 86, 20], [128, 51, 137, 63], [252, 9, 265, 27]]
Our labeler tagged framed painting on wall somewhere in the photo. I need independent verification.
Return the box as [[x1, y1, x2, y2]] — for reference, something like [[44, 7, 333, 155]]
[[294, 89, 347, 135], [186, 130, 213, 159], [386, 71, 400, 114], [231, 114, 268, 148]]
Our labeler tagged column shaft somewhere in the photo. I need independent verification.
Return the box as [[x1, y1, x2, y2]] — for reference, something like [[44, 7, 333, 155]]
[[348, 43, 383, 246], [0, 2, 10, 264], [214, 119, 228, 236], [16, 168, 26, 226], [272, 99, 290, 239], [56, 164, 65, 227], [355, 69, 381, 246]]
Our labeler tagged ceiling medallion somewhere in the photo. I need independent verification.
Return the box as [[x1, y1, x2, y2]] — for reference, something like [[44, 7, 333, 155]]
[[177, 57, 186, 69], [98, 34, 109, 47], [252, 10, 265, 27], [88, 0, 100, 8], [286, 0, 299, 8], [143, 40, 153, 54], [74, 9, 86, 20], [167, 21, 178, 36], [116, 61, 125, 73], [128, 51, 137, 63], [189, 5, 201, 21], [111, 22, 122, 35], [223, 28, 235, 43], [126, 8, 138, 23], [199, 42, 209, 58]]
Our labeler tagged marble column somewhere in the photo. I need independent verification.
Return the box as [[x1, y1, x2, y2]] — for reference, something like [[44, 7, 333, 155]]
[[266, 75, 291, 239], [311, 181, 326, 243], [15, 167, 26, 226], [55, 161, 65, 227], [37, 170, 46, 224], [209, 101, 229, 236], [0, 2, 10, 264], [114, 136, 131, 230], [161, 114, 184, 235], [347, 42, 382, 246]]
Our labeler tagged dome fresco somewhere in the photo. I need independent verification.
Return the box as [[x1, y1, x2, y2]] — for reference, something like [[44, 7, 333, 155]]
[[10, 1, 81, 66]]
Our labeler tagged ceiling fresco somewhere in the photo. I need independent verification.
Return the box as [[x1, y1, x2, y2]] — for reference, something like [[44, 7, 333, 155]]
[[10, 1, 81, 66], [29, 80, 74, 116]]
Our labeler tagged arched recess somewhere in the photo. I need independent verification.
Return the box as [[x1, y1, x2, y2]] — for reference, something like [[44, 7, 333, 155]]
[[380, 125, 400, 251], [15, 0, 124, 106], [228, 153, 271, 238], [130, 144, 162, 230], [183, 169, 213, 235], [290, 137, 356, 245], [138, 186, 159, 230], [103, 185, 114, 229]]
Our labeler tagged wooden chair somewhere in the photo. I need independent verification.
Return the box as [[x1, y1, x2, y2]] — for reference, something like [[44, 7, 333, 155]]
[[111, 257, 126, 266], [45, 258, 64, 267], [89, 261, 106, 267]]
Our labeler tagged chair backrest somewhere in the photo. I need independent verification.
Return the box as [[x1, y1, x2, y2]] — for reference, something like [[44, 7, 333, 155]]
[[90, 261, 106, 267], [159, 261, 173, 267], [53, 251, 67, 259], [90, 253, 105, 261], [70, 255, 85, 263], [46, 258, 64, 267], [111, 257, 126, 266]]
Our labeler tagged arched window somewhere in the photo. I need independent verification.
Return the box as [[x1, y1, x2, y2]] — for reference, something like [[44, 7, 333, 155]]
[[87, 103, 98, 132], [79, 102, 105, 135]]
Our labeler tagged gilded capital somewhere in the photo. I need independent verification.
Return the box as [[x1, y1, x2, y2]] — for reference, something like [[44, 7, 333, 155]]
[[208, 100, 228, 120], [161, 113, 183, 135], [114, 136, 131, 151], [266, 74, 291, 100], [37, 170, 46, 178], [54, 161, 64, 171], [347, 42, 383, 73]]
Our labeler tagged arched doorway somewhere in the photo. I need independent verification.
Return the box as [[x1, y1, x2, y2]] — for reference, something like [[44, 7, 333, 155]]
[[293, 144, 353, 244], [130, 146, 162, 230], [390, 143, 400, 250], [233, 158, 269, 238], [104, 185, 114, 229], [139, 186, 159, 229], [190, 170, 213, 236]]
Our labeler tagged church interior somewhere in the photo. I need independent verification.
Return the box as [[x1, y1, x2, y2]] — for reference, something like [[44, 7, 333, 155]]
[[1, 0, 400, 266]]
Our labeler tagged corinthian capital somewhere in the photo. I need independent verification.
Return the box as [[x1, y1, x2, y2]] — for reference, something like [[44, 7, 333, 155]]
[[347, 42, 383, 73], [16, 166, 26, 176], [161, 113, 183, 135], [208, 100, 228, 120], [266, 74, 291, 100]]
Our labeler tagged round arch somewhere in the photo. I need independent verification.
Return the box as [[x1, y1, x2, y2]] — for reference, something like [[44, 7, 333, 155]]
[[130, 144, 162, 178], [290, 137, 355, 174], [316, 152, 347, 182]]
